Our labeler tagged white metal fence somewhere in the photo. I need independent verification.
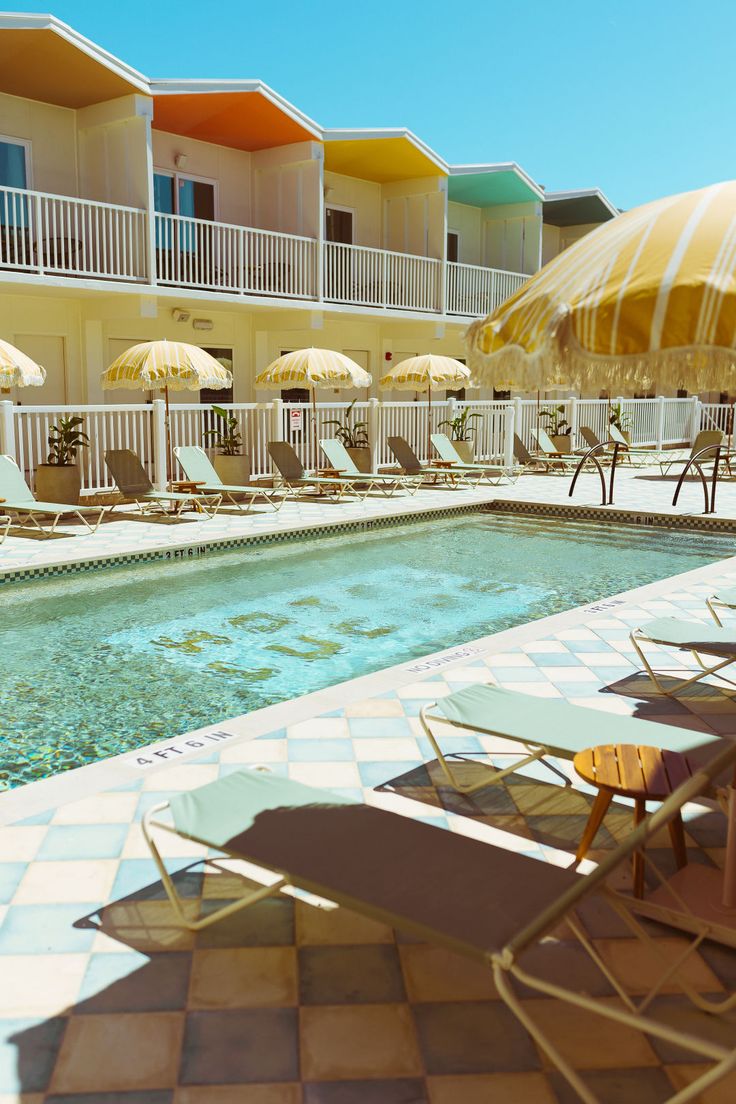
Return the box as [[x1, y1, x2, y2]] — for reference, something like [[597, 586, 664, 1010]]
[[323, 242, 442, 312], [155, 213, 318, 299], [446, 262, 527, 316], [0, 185, 148, 281], [0, 396, 732, 497]]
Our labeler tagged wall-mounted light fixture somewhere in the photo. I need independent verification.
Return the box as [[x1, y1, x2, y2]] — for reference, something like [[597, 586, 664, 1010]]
[[171, 308, 190, 322], [174, 153, 188, 170], [192, 318, 214, 331]]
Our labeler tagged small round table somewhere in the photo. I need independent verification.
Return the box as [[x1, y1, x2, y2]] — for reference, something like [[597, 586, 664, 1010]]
[[573, 744, 692, 897]]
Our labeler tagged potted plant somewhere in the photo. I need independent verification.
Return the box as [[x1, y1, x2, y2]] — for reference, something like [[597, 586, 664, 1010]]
[[438, 407, 482, 463], [539, 404, 573, 453], [323, 399, 370, 472], [35, 415, 89, 505], [202, 405, 250, 484], [609, 402, 634, 444]]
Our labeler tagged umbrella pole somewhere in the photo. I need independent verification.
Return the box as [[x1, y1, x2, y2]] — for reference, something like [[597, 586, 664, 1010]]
[[164, 384, 172, 486], [312, 387, 318, 471], [427, 383, 432, 462]]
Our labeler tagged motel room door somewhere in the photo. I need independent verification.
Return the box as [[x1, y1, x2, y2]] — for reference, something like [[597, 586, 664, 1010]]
[[9, 334, 67, 405]]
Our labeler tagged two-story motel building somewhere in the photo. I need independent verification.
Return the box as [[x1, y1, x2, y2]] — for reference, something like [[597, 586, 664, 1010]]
[[0, 12, 618, 408]]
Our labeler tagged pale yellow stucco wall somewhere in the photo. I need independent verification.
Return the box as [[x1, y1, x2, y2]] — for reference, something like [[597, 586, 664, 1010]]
[[0, 92, 77, 196]]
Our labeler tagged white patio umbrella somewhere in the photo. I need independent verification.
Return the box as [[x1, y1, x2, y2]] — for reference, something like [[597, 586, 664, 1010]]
[[380, 354, 470, 460], [254, 348, 372, 462], [0, 338, 46, 392], [101, 340, 233, 481]]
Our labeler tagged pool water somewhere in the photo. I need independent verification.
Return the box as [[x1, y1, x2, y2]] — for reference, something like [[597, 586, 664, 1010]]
[[1, 513, 731, 789]]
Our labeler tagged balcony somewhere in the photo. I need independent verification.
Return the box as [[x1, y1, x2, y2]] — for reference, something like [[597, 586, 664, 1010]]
[[0, 187, 528, 318], [0, 185, 148, 282]]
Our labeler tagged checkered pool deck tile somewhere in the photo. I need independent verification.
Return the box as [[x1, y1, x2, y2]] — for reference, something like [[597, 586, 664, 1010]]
[[2, 538, 736, 1099]]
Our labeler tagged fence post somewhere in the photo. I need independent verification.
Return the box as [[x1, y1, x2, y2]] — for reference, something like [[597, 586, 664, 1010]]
[[0, 400, 15, 459], [270, 398, 284, 444], [513, 396, 522, 445], [655, 395, 665, 450], [151, 399, 167, 490], [569, 395, 578, 444], [368, 397, 380, 472], [689, 395, 701, 444], [504, 404, 515, 470]]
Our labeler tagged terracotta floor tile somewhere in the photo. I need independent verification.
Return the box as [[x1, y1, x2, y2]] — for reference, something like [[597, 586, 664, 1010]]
[[175, 1084, 301, 1104], [295, 902, 394, 946], [593, 937, 723, 995], [189, 948, 298, 1009], [51, 1012, 184, 1093], [665, 1062, 736, 1103], [521, 997, 659, 1069], [304, 1080, 428, 1103], [1, 954, 87, 1016], [399, 945, 497, 1002], [427, 1072, 556, 1104], [299, 945, 405, 1005], [300, 1004, 422, 1080], [180, 1009, 298, 1085], [91, 899, 197, 954], [547, 1066, 680, 1104], [413, 1001, 539, 1075]]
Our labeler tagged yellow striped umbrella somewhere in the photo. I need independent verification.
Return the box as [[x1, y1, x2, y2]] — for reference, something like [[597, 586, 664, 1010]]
[[380, 355, 470, 458], [101, 340, 233, 481], [467, 181, 736, 395], [0, 338, 46, 392], [254, 348, 372, 460]]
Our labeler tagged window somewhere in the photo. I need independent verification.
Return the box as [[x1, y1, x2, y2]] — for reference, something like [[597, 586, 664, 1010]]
[[446, 388, 466, 401], [0, 137, 30, 229], [326, 206, 353, 244], [154, 171, 216, 251], [447, 231, 459, 263], [200, 348, 234, 405]]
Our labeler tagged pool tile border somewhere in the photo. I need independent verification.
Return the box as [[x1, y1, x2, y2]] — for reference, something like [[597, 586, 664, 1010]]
[[490, 497, 736, 532], [0, 501, 484, 586]]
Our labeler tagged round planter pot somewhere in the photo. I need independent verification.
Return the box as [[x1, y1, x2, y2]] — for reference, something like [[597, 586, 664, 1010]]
[[347, 446, 372, 473], [213, 454, 250, 485], [35, 464, 81, 505], [551, 435, 573, 454], [453, 440, 475, 464]]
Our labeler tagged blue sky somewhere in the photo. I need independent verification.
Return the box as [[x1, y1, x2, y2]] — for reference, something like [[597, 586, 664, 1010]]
[[17, 0, 736, 209]]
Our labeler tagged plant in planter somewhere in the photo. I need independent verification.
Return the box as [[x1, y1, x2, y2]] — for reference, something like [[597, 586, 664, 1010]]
[[609, 402, 634, 443], [202, 405, 250, 484], [323, 399, 371, 472], [35, 415, 90, 505], [438, 407, 483, 463], [539, 404, 573, 453]]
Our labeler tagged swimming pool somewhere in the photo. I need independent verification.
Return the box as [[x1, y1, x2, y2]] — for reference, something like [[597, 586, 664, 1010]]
[[1, 512, 732, 789]]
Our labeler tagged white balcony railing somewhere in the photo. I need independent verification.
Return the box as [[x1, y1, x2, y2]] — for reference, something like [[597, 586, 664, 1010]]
[[155, 212, 318, 299], [0, 185, 148, 282], [324, 241, 442, 312], [446, 261, 528, 316]]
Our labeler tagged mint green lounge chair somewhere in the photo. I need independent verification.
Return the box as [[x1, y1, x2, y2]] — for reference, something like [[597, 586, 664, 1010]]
[[630, 617, 736, 695], [141, 750, 736, 1104], [0, 512, 10, 544], [430, 432, 516, 484], [320, 438, 420, 497], [419, 682, 722, 794], [387, 436, 473, 488], [707, 587, 736, 626], [529, 427, 584, 470], [105, 450, 222, 518], [268, 441, 368, 501], [0, 454, 109, 536], [174, 446, 286, 512]]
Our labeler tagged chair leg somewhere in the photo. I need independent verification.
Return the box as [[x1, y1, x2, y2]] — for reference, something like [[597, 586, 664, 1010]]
[[633, 799, 646, 898], [668, 813, 688, 869], [576, 789, 613, 863]]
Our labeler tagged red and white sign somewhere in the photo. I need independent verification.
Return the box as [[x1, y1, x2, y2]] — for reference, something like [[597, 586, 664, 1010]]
[[290, 407, 303, 431]]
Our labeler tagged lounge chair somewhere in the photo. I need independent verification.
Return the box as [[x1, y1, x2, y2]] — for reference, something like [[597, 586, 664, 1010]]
[[707, 586, 736, 626], [513, 434, 553, 473], [529, 427, 585, 470], [386, 436, 472, 488], [419, 682, 722, 794], [0, 454, 108, 536], [268, 441, 365, 501], [606, 425, 724, 473], [320, 438, 420, 497], [630, 616, 736, 695], [0, 511, 10, 544], [142, 748, 736, 1104], [174, 446, 285, 512], [105, 449, 222, 517], [430, 432, 517, 484]]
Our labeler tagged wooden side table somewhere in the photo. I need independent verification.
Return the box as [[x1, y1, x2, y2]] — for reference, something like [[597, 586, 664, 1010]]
[[574, 744, 692, 897], [169, 480, 205, 493]]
